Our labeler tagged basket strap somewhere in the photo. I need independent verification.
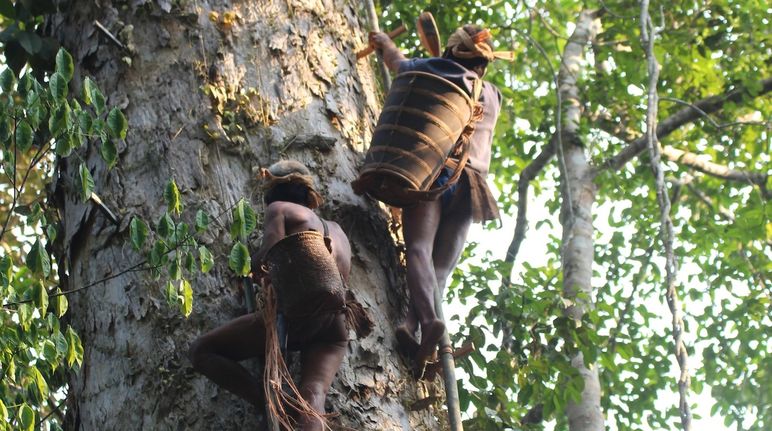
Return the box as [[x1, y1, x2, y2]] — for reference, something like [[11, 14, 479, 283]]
[[320, 218, 333, 253], [400, 79, 482, 203]]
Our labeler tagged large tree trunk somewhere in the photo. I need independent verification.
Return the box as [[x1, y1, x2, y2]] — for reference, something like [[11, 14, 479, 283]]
[[558, 10, 604, 431], [51, 1, 437, 429]]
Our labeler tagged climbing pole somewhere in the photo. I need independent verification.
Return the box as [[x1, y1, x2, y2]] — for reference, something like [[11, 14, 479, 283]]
[[434, 288, 463, 431], [363, 0, 392, 89]]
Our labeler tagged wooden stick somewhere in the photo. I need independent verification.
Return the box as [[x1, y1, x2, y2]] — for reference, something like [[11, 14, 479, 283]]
[[434, 287, 463, 431], [356, 23, 407, 59]]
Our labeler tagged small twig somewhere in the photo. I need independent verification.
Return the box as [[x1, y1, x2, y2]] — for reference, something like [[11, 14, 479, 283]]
[[94, 20, 128, 51], [37, 397, 66, 425], [89, 192, 120, 225], [170, 126, 184, 141]]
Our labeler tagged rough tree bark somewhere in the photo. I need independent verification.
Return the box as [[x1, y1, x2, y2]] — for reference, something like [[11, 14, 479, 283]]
[[50, 1, 439, 429]]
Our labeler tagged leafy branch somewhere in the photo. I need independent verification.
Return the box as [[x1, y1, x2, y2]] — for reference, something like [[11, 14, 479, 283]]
[[599, 77, 772, 173]]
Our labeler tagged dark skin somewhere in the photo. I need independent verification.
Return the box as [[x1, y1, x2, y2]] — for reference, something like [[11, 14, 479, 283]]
[[189, 199, 352, 431], [369, 32, 485, 374]]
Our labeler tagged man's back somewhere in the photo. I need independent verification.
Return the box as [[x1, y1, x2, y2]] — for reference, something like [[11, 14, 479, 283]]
[[261, 201, 351, 282]]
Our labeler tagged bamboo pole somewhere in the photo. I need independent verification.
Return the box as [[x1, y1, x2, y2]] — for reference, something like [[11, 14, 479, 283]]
[[434, 288, 463, 431], [363, 0, 392, 89]]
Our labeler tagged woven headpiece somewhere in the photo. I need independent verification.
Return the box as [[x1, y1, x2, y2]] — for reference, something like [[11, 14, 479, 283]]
[[260, 160, 323, 209], [446, 27, 515, 62]]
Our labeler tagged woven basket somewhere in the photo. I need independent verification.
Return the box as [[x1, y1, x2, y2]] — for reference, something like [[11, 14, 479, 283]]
[[354, 71, 475, 207]]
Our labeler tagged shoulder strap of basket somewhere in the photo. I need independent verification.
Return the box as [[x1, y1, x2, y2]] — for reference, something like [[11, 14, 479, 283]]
[[319, 218, 333, 253], [403, 77, 483, 202]]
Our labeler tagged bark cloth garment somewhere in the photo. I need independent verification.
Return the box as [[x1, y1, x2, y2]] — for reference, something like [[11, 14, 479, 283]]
[[435, 163, 500, 223], [261, 219, 372, 429], [399, 57, 503, 222], [263, 219, 372, 345]]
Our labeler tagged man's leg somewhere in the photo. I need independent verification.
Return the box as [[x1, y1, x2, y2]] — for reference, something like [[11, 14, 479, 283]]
[[432, 209, 472, 292], [188, 313, 266, 407], [401, 199, 446, 370], [295, 315, 348, 431]]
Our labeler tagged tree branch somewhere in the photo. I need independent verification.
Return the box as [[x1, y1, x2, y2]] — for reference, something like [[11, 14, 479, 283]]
[[660, 146, 768, 188], [504, 138, 557, 265], [599, 77, 772, 173]]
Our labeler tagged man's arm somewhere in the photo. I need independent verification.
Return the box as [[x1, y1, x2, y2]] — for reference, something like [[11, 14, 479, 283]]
[[369, 31, 407, 73]]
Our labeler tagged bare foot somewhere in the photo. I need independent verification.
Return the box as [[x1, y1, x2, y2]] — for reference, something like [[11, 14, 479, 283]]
[[396, 324, 420, 359], [413, 319, 445, 379]]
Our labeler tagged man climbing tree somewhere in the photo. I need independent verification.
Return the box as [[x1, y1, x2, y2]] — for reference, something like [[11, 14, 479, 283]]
[[189, 160, 371, 430], [367, 25, 510, 375]]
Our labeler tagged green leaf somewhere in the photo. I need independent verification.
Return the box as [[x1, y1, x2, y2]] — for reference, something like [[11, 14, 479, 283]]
[[26, 240, 51, 277], [78, 110, 92, 134], [17, 31, 42, 55], [164, 179, 182, 215], [0, 398, 7, 425], [42, 339, 57, 363], [184, 252, 195, 273], [195, 210, 209, 233], [17, 73, 33, 94], [180, 279, 193, 317], [165, 280, 177, 306], [46, 224, 57, 242], [129, 217, 148, 251], [199, 246, 213, 273], [157, 213, 174, 238], [169, 258, 182, 280], [49, 72, 68, 102], [230, 198, 257, 240], [32, 282, 49, 314], [0, 68, 15, 92], [228, 241, 251, 276], [83, 76, 106, 114], [0, 0, 15, 18], [30, 367, 49, 400], [55, 48, 75, 81], [55, 331, 68, 356], [0, 254, 11, 288], [54, 135, 75, 157], [82, 77, 95, 105], [26, 99, 45, 128], [99, 139, 118, 168], [15, 120, 33, 152], [66, 326, 84, 367], [0, 116, 12, 146], [78, 163, 94, 202], [53, 289, 68, 318], [17, 404, 34, 431], [149, 240, 168, 267], [49, 103, 71, 138], [107, 108, 128, 140], [92, 85, 106, 115]]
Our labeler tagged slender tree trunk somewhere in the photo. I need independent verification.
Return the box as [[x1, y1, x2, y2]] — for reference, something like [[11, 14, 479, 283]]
[[51, 1, 436, 429], [558, 10, 604, 431]]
